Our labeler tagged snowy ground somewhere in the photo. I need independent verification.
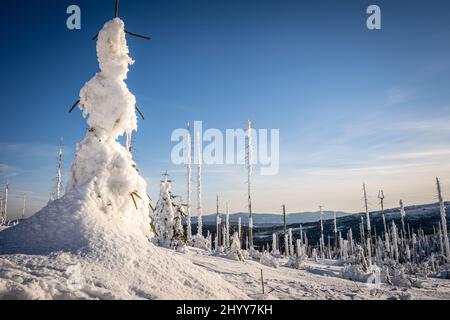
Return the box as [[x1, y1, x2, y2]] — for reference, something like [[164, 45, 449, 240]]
[[2, 239, 450, 300], [182, 248, 450, 300]]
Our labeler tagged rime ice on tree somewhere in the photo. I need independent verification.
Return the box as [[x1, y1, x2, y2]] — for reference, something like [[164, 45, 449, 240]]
[[66, 18, 150, 237], [154, 174, 175, 247]]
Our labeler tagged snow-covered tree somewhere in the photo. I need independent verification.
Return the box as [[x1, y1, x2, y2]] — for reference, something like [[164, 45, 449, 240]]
[[154, 174, 175, 247], [288, 228, 294, 256], [225, 202, 230, 247], [284, 233, 289, 257], [226, 232, 245, 261], [272, 233, 278, 254], [399, 199, 407, 237], [391, 221, 400, 263], [196, 129, 203, 236], [362, 183, 372, 264], [186, 123, 192, 240], [21, 193, 26, 220], [246, 120, 254, 248], [436, 178, 450, 261], [1, 183, 8, 225], [66, 18, 151, 239], [238, 217, 242, 245], [48, 139, 64, 203], [0, 199, 4, 225], [172, 196, 187, 245]]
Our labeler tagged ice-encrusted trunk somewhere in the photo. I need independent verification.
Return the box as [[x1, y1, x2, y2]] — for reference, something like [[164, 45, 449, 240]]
[[319, 206, 324, 258], [391, 221, 400, 263], [196, 129, 203, 236], [348, 228, 354, 256], [363, 183, 372, 264], [225, 202, 230, 247], [399, 199, 407, 238], [216, 194, 221, 249], [272, 233, 277, 253], [53, 139, 63, 201], [288, 228, 294, 256], [3, 183, 8, 224], [333, 211, 338, 251], [378, 190, 387, 235], [21, 193, 26, 220], [246, 120, 253, 248], [284, 233, 289, 256], [238, 217, 242, 245], [186, 123, 192, 240], [66, 18, 150, 237], [437, 178, 450, 261]]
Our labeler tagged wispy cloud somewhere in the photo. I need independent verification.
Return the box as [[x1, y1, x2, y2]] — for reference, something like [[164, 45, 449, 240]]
[[0, 163, 20, 179], [386, 87, 413, 106], [0, 142, 73, 160]]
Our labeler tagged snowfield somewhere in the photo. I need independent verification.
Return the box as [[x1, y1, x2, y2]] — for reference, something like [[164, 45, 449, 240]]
[[2, 239, 450, 300], [0, 184, 248, 300]]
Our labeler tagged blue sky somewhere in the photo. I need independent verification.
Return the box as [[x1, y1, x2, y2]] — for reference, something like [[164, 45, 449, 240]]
[[1, 0, 450, 218]]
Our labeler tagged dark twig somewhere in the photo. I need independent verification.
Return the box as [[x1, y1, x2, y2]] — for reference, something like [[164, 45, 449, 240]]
[[130, 192, 138, 210], [131, 191, 142, 200], [125, 30, 151, 40], [69, 100, 80, 113], [135, 105, 145, 120]]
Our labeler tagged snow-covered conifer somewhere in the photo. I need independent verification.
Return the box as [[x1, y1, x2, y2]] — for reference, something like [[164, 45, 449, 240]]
[[65, 18, 151, 239], [226, 232, 245, 261], [154, 175, 175, 247]]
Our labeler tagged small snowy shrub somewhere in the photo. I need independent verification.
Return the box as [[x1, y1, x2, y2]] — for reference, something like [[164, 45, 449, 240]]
[[341, 264, 381, 283], [285, 255, 306, 270], [438, 263, 450, 279], [175, 244, 189, 254], [260, 252, 280, 268], [225, 233, 245, 262], [191, 234, 211, 252], [248, 248, 262, 261]]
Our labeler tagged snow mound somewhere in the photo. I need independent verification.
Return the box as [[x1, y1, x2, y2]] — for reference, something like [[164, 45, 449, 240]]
[[0, 182, 247, 299], [259, 252, 279, 268]]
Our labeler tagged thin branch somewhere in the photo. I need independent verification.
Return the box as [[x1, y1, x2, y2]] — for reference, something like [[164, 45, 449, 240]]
[[69, 100, 80, 113], [130, 192, 138, 210], [135, 105, 145, 120], [125, 30, 151, 40]]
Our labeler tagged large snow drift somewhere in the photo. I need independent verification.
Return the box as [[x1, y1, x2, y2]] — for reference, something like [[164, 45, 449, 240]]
[[0, 18, 247, 300]]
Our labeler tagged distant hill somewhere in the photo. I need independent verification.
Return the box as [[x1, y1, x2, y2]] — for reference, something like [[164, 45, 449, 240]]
[[190, 211, 351, 227], [188, 202, 450, 249], [252, 201, 450, 248]]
